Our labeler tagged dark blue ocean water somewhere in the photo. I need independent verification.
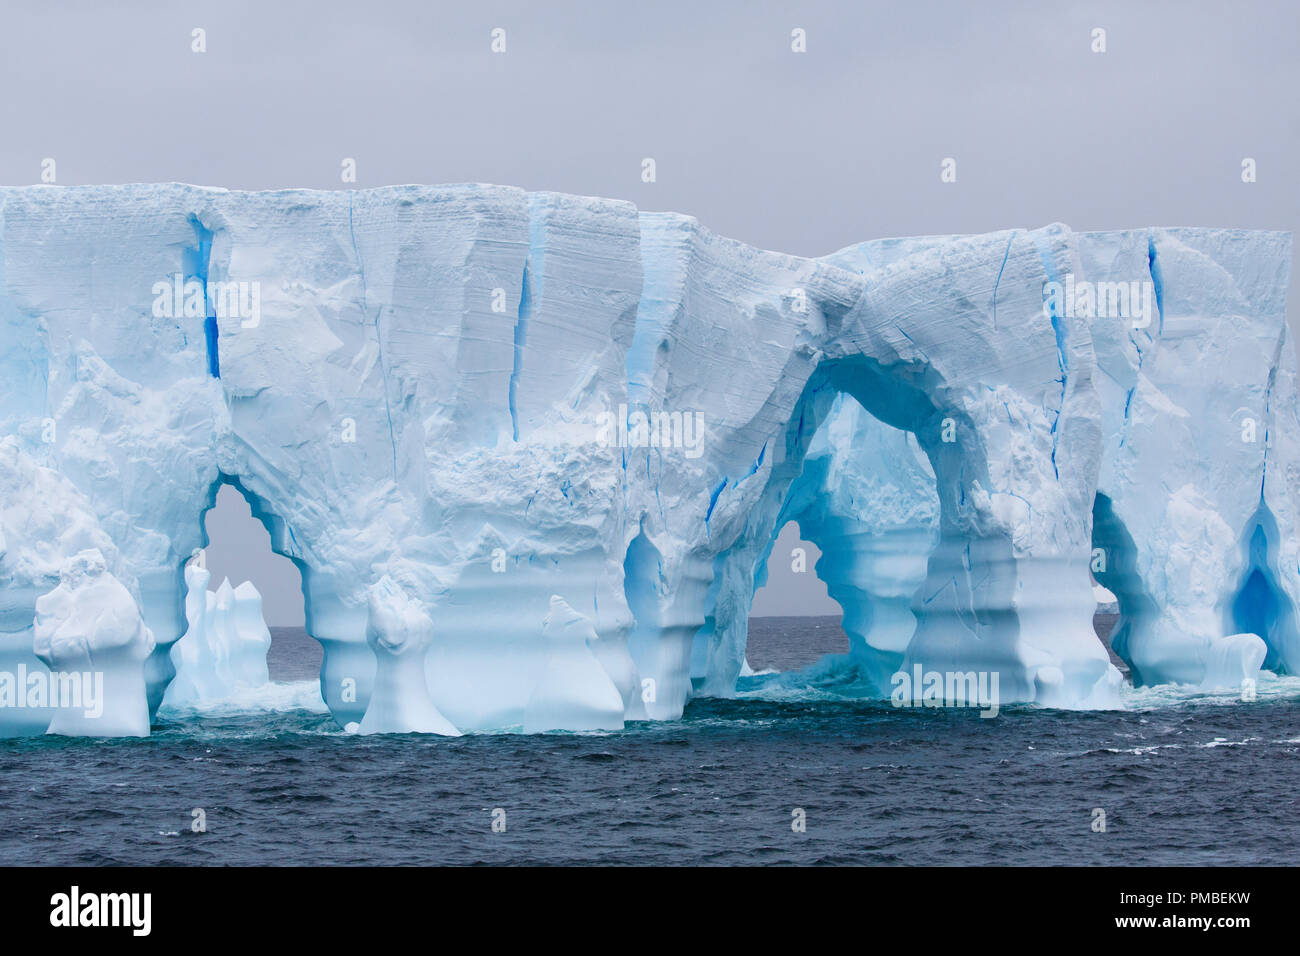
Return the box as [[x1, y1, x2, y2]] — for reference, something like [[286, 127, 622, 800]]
[[2, 616, 1298, 866]]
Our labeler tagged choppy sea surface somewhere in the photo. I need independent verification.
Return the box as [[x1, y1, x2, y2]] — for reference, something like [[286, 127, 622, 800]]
[[2, 616, 1299, 866]]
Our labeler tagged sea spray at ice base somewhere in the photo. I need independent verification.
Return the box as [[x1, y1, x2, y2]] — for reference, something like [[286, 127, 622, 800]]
[[0, 184, 1293, 735]]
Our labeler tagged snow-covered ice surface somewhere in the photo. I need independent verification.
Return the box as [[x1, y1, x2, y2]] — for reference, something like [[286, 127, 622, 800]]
[[0, 183, 1293, 735]]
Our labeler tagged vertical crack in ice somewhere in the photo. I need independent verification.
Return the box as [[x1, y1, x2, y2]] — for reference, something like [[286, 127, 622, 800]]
[[1260, 327, 1285, 499], [1146, 234, 1165, 336], [348, 193, 398, 482], [736, 440, 768, 486], [1029, 233, 1067, 479], [347, 194, 366, 312], [510, 261, 531, 441], [990, 230, 1016, 331], [1119, 383, 1137, 447], [705, 477, 728, 531], [1122, 235, 1167, 449], [1120, 340, 1145, 449], [510, 196, 546, 442], [186, 215, 219, 378]]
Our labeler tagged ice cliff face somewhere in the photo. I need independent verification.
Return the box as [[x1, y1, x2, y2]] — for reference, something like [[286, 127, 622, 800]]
[[0, 183, 1292, 735], [1080, 230, 1300, 688]]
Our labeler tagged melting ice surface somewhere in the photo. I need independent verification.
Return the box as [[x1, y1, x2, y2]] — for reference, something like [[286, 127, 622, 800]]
[[0, 184, 1296, 736]]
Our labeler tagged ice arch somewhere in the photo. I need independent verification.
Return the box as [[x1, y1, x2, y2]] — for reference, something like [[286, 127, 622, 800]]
[[688, 393, 939, 698], [769, 395, 939, 694], [676, 341, 1116, 710], [0, 184, 1291, 734], [153, 477, 303, 712], [184, 473, 375, 725], [623, 220, 1123, 716]]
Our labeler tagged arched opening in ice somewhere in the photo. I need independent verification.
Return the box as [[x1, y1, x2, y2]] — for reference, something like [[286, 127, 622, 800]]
[[162, 480, 310, 710], [152, 474, 315, 714], [733, 392, 940, 697], [198, 484, 306, 631], [679, 346, 994, 705], [1090, 492, 1156, 685], [1225, 503, 1299, 675]]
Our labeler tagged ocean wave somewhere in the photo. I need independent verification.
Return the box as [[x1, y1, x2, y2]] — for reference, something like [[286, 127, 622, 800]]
[[152, 668, 1300, 723], [1119, 672, 1300, 710], [731, 655, 1300, 712]]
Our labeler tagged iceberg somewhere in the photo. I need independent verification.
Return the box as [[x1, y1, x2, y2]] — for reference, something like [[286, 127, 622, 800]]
[[162, 564, 272, 707], [0, 183, 1292, 735]]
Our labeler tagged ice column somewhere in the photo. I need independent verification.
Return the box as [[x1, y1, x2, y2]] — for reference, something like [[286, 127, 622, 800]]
[[33, 549, 155, 736], [358, 575, 459, 735]]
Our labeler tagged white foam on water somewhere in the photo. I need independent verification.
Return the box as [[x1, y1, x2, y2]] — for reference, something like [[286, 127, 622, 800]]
[[156, 679, 327, 717], [732, 653, 1300, 713]]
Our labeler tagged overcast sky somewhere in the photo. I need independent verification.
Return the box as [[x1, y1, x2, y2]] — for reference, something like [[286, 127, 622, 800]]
[[3, 1, 1296, 623]]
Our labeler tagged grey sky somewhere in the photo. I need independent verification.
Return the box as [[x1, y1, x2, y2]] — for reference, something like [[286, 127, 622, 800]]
[[3, 1, 1296, 623]]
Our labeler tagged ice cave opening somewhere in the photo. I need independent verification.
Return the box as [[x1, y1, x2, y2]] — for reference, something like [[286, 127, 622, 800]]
[[1226, 504, 1298, 676], [668, 340, 1123, 711], [748, 393, 939, 696], [1089, 492, 1153, 685], [673, 382, 944, 703]]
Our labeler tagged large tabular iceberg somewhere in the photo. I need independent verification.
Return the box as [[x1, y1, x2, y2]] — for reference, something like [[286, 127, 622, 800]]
[[0, 183, 1292, 735]]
